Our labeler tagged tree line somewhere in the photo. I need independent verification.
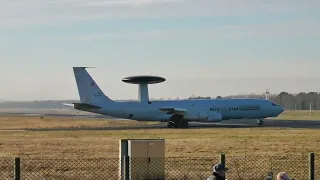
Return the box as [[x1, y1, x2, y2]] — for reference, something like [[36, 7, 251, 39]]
[[188, 92, 320, 110]]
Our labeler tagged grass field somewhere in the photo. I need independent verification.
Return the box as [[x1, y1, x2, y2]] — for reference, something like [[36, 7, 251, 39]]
[[0, 112, 319, 179], [270, 110, 320, 120], [0, 116, 156, 130], [1, 127, 319, 158], [0, 111, 319, 158]]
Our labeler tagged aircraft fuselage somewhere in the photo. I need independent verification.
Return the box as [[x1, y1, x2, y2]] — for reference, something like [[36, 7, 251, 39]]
[[67, 67, 284, 128], [74, 98, 284, 122]]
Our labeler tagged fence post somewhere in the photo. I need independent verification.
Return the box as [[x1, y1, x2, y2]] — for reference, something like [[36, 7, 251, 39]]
[[309, 153, 314, 180], [220, 154, 226, 165], [124, 155, 130, 180], [14, 157, 20, 180]]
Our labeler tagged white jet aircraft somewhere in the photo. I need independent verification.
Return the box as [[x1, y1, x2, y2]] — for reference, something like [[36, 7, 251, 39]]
[[64, 67, 284, 128]]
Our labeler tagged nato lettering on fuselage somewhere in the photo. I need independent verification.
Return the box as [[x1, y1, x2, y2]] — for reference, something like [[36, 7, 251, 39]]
[[209, 105, 260, 111], [209, 107, 238, 111], [209, 107, 220, 111]]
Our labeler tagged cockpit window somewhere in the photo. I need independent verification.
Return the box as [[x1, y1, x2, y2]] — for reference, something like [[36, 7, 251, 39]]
[[272, 102, 278, 106]]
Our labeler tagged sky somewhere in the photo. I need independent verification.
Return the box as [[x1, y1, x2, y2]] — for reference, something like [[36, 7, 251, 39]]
[[1, 0, 320, 101]]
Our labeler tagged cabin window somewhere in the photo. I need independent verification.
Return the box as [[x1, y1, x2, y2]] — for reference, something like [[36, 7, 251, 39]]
[[238, 105, 260, 110]]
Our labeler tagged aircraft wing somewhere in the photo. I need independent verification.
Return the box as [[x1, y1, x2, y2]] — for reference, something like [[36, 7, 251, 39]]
[[159, 107, 187, 115]]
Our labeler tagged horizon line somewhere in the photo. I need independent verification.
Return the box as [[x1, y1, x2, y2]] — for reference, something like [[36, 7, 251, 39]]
[[1, 91, 318, 102]]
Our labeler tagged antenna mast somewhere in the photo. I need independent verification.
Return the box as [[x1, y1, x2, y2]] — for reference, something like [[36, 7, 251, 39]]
[[265, 89, 270, 100]]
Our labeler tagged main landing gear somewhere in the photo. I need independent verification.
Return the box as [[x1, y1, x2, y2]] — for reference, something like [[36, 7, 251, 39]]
[[257, 119, 264, 125], [167, 115, 189, 128]]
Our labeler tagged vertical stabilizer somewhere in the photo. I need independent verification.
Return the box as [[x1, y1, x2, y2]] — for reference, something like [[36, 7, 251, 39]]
[[73, 67, 113, 105]]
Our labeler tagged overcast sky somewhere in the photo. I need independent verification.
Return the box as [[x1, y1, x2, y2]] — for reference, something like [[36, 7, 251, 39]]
[[1, 0, 320, 101]]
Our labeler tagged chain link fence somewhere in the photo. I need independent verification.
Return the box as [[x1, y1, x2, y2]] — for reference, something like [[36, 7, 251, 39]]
[[20, 157, 119, 180], [225, 155, 310, 180], [0, 157, 14, 179], [136, 156, 221, 179], [0, 154, 318, 180], [316, 154, 320, 180]]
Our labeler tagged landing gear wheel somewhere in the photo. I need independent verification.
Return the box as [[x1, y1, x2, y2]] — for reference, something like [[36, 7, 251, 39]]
[[167, 115, 189, 129], [167, 121, 174, 128], [257, 119, 264, 125], [180, 120, 189, 128]]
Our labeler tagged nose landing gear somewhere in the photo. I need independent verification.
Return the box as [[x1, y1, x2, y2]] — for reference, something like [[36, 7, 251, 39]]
[[257, 119, 264, 125]]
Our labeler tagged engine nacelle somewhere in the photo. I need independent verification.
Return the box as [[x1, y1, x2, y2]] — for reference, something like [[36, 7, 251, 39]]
[[183, 111, 223, 122], [184, 111, 208, 121], [207, 111, 223, 122]]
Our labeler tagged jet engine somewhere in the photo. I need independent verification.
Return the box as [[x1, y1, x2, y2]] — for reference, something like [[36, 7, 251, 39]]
[[207, 111, 223, 122], [183, 111, 223, 122], [184, 111, 208, 121]]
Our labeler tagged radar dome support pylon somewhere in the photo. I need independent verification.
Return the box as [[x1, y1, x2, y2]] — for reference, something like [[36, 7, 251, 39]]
[[139, 83, 149, 103], [122, 75, 166, 104]]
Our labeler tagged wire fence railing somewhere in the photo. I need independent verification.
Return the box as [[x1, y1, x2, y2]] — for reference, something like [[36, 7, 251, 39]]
[[316, 154, 320, 180], [20, 158, 119, 180], [0, 153, 317, 180], [225, 155, 310, 180], [0, 157, 14, 179]]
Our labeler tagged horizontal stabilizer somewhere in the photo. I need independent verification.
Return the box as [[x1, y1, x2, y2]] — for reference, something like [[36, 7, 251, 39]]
[[62, 103, 101, 109], [73, 66, 96, 69], [159, 107, 187, 115], [62, 103, 74, 107]]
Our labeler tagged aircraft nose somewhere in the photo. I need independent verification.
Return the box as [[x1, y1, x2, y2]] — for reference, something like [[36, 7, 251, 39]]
[[279, 106, 284, 113], [270, 105, 284, 117]]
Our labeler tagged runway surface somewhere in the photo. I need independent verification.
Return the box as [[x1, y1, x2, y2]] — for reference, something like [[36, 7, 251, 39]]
[[1, 112, 320, 131]]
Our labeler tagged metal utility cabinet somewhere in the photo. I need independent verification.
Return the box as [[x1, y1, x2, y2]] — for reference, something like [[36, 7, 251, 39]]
[[119, 139, 165, 180]]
